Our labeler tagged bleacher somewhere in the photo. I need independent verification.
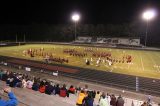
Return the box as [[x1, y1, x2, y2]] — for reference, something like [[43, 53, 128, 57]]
[[0, 74, 159, 106], [75, 37, 92, 43]]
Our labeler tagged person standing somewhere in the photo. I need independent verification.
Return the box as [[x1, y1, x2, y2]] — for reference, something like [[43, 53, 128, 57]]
[[76, 90, 86, 106], [116, 95, 124, 106], [99, 92, 109, 106], [110, 94, 116, 106]]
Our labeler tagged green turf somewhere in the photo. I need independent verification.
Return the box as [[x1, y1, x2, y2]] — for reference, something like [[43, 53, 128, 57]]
[[0, 44, 160, 79]]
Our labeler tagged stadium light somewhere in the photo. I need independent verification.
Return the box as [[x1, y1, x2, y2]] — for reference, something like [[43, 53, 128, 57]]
[[142, 9, 156, 47], [72, 13, 80, 41]]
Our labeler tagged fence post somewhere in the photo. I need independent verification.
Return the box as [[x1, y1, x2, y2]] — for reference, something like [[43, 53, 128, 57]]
[[136, 76, 139, 92]]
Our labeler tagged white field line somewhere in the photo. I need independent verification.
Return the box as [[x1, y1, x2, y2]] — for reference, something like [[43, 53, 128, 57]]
[[127, 63, 130, 69], [140, 54, 144, 71], [148, 53, 159, 71], [116, 50, 128, 70]]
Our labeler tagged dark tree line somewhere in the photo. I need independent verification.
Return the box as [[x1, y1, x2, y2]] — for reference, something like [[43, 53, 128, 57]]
[[0, 22, 159, 46]]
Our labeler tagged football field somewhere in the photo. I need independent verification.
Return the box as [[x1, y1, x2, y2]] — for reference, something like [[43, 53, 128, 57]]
[[0, 44, 160, 79]]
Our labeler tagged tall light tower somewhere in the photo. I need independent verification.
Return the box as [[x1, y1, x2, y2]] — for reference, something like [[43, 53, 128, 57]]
[[72, 13, 80, 41], [142, 9, 156, 47]]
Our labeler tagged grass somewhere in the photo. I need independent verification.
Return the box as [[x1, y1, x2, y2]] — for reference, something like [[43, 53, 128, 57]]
[[0, 44, 160, 79]]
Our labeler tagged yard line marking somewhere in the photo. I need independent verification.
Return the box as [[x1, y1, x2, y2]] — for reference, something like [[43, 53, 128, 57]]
[[147, 53, 159, 72], [127, 63, 130, 69], [66, 56, 72, 57], [140, 55, 144, 71]]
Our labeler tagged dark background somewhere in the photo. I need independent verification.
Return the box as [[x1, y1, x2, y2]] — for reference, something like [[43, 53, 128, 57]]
[[0, 0, 160, 46]]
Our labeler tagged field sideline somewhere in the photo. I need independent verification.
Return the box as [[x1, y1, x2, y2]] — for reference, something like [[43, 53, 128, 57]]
[[0, 44, 160, 79]]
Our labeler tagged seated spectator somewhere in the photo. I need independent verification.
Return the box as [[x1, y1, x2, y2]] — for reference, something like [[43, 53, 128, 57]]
[[26, 79, 33, 89], [0, 87, 18, 106], [9, 77, 16, 87], [39, 80, 46, 93], [2, 71, 8, 81], [76, 90, 86, 106], [59, 84, 69, 97], [32, 81, 40, 91], [6, 77, 12, 85], [15, 77, 22, 88], [45, 81, 54, 95], [75, 86, 81, 94], [55, 84, 60, 95], [68, 85, 75, 94], [22, 78, 27, 88], [0, 69, 4, 80]]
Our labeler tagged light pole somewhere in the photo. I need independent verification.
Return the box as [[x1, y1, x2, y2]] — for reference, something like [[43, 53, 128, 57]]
[[142, 9, 156, 47], [72, 14, 80, 41]]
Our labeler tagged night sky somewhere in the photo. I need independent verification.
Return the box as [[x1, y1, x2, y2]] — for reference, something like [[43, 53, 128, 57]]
[[0, 0, 159, 24]]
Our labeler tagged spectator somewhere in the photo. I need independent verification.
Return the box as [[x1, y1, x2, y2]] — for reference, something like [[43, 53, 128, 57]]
[[106, 93, 111, 104], [22, 78, 27, 88], [39, 80, 46, 93], [147, 94, 152, 105], [110, 94, 116, 106], [32, 81, 39, 91], [83, 91, 94, 106], [116, 95, 124, 106], [0, 69, 3, 80], [59, 84, 69, 97], [84, 84, 88, 92], [26, 79, 33, 89], [99, 92, 109, 106], [15, 78, 22, 88], [45, 82, 54, 95], [0, 87, 18, 106], [92, 90, 96, 99], [68, 85, 75, 94], [94, 91, 101, 106], [2, 70, 8, 81], [55, 84, 60, 95], [76, 90, 86, 106]]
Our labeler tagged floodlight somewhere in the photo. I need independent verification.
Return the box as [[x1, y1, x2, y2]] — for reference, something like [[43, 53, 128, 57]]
[[142, 9, 157, 47], [72, 14, 80, 21], [71, 13, 80, 41], [143, 9, 156, 20]]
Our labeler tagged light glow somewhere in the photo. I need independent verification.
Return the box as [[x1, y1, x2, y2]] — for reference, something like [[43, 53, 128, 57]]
[[143, 9, 156, 20], [72, 14, 80, 21]]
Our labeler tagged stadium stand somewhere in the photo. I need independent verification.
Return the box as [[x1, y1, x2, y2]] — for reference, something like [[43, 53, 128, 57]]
[[0, 67, 159, 106], [75, 37, 92, 43], [75, 36, 141, 46]]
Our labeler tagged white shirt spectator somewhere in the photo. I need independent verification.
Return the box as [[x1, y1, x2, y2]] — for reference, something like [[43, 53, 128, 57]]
[[22, 79, 27, 88], [106, 94, 111, 104], [26, 80, 33, 89]]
